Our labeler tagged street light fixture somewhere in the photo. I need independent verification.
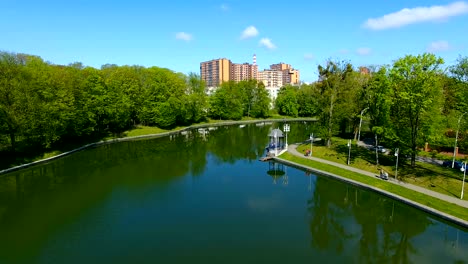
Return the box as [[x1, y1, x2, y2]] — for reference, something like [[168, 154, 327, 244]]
[[283, 123, 290, 148], [461, 161, 467, 200], [358, 107, 369, 142], [394, 148, 399, 180], [274, 131, 278, 156], [347, 139, 352, 165], [452, 112, 467, 168], [309, 133, 314, 156]]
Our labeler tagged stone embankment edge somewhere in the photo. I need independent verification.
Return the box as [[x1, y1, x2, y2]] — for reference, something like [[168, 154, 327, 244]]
[[0, 118, 316, 176], [273, 157, 468, 229]]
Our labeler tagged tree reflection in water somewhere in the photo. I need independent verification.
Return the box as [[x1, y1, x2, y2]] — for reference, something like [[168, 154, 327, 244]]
[[307, 176, 435, 263]]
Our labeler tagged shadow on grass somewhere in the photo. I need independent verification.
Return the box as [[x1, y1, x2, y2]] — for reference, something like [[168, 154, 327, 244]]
[[334, 144, 464, 181], [335, 144, 396, 167]]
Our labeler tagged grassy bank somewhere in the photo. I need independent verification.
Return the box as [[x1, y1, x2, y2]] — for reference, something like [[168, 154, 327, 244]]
[[279, 152, 468, 221], [296, 139, 468, 201]]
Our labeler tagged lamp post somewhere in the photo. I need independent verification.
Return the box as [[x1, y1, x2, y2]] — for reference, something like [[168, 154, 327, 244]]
[[347, 139, 352, 165], [274, 131, 278, 156], [310, 133, 314, 156], [358, 107, 369, 142], [461, 161, 467, 200], [394, 148, 399, 180], [452, 112, 467, 168], [283, 124, 290, 148]]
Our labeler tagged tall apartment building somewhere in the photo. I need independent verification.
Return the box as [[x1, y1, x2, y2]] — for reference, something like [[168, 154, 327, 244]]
[[200, 56, 299, 91], [230, 63, 258, 82], [270, 63, 300, 85], [258, 70, 283, 88], [200, 55, 259, 87], [200, 58, 231, 87]]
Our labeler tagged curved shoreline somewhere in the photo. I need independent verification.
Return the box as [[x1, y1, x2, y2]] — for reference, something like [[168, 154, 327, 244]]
[[273, 156, 468, 229], [0, 118, 315, 176]]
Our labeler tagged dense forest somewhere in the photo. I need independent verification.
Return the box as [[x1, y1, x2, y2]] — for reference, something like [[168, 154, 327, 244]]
[[0, 51, 467, 167], [0, 51, 270, 160]]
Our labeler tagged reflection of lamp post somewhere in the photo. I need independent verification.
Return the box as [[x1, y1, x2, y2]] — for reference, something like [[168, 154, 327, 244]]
[[358, 107, 369, 142], [283, 124, 290, 148], [452, 112, 467, 168], [395, 148, 399, 180], [461, 161, 467, 200]]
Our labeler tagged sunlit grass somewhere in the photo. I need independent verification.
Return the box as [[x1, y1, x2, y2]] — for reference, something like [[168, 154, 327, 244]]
[[297, 142, 393, 174], [295, 140, 468, 201], [31, 150, 63, 162], [279, 152, 468, 221], [123, 125, 183, 137]]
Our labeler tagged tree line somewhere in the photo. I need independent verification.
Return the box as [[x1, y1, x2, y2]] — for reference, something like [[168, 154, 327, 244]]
[[0, 51, 270, 156], [2, 51, 467, 167], [275, 53, 468, 166]]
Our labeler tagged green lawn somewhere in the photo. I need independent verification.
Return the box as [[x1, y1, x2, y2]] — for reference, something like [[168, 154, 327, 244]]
[[295, 139, 468, 201], [279, 152, 468, 221], [122, 125, 183, 137]]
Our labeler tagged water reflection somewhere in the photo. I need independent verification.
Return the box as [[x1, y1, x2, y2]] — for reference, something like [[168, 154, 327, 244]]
[[266, 162, 286, 185], [0, 122, 466, 263], [306, 175, 468, 263]]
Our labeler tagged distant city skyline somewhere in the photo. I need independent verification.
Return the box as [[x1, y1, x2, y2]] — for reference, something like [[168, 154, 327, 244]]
[[1, 0, 467, 82], [200, 57, 300, 87]]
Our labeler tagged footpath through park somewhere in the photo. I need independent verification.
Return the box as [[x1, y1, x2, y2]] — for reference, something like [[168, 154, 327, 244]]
[[283, 143, 468, 209]]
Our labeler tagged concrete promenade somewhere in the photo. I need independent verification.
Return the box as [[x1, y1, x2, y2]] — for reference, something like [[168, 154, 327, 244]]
[[273, 143, 468, 228]]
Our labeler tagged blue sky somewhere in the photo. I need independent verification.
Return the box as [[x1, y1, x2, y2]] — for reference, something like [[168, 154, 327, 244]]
[[1, 0, 468, 82]]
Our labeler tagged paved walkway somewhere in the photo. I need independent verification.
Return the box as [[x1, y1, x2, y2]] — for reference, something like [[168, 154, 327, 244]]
[[285, 143, 468, 209]]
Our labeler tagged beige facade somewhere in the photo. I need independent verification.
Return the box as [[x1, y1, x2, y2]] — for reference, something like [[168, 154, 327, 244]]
[[200, 57, 299, 88], [269, 62, 300, 85], [200, 58, 231, 87], [288, 69, 300, 85], [258, 70, 283, 88], [270, 63, 291, 71], [231, 63, 258, 82]]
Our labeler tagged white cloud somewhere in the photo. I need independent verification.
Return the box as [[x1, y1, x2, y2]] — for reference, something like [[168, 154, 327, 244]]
[[427, 40, 451, 52], [356, 47, 372, 56], [175, 32, 192, 42], [304, 53, 314, 60], [363, 1, 468, 30], [240, 26, 259, 39], [221, 3, 229, 11], [259, 38, 276, 50]]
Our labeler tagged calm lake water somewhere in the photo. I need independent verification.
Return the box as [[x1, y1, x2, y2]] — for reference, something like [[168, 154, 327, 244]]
[[0, 122, 467, 264]]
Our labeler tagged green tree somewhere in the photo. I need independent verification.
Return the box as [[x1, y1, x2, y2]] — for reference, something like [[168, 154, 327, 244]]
[[250, 81, 271, 118], [209, 81, 243, 120], [239, 80, 256, 117], [0, 52, 29, 152], [184, 73, 208, 123], [338, 70, 368, 137], [138, 67, 187, 126], [297, 84, 319, 117], [275, 85, 299, 117], [389, 53, 444, 167], [316, 60, 354, 147]]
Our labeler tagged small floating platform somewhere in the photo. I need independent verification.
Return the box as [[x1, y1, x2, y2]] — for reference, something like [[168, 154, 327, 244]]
[[259, 156, 273, 162]]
